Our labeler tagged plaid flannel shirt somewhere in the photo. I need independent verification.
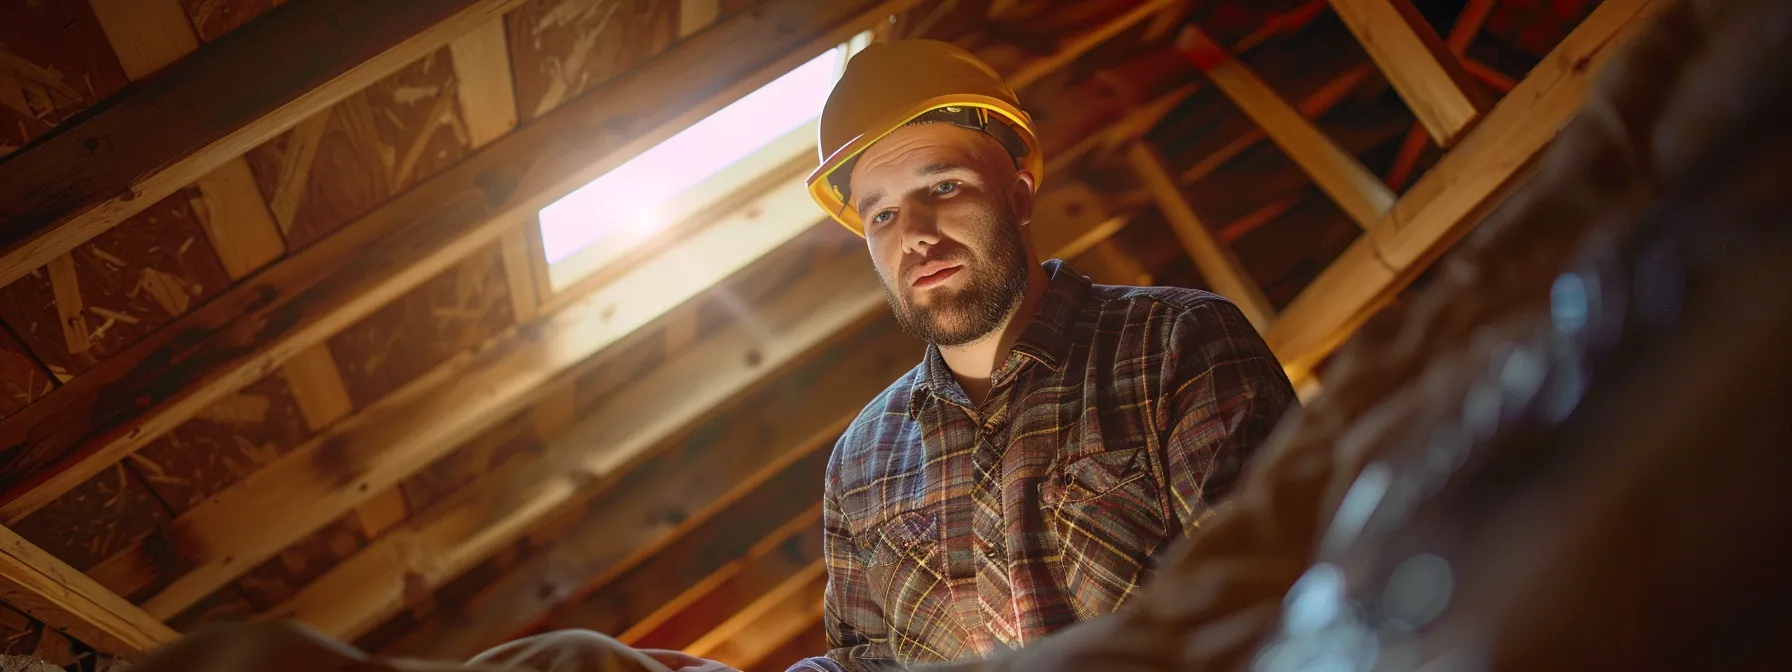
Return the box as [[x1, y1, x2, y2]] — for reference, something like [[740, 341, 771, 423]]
[[789, 260, 1298, 671]]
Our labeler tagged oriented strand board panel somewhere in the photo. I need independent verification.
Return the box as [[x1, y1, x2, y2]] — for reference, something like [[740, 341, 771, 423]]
[[8, 463, 170, 572], [0, 191, 235, 379], [131, 372, 317, 513], [242, 47, 475, 250], [181, 0, 285, 42], [507, 0, 678, 119], [326, 244, 514, 409], [0, 0, 130, 157], [0, 327, 51, 420]]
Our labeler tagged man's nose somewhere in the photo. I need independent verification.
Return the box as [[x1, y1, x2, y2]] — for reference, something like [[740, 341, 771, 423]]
[[900, 204, 942, 256]]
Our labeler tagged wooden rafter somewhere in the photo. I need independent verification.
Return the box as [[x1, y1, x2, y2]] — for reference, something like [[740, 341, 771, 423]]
[[1266, 0, 1666, 372], [620, 508, 825, 651], [0, 0, 919, 524], [0, 524, 176, 660], [1127, 143, 1275, 331], [1327, 0, 1490, 147], [684, 561, 828, 670], [1177, 25, 1395, 229], [1384, 0, 1500, 189], [0, 0, 530, 291]]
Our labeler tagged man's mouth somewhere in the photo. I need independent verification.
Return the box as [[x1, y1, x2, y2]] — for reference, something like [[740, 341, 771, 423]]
[[910, 262, 963, 288]]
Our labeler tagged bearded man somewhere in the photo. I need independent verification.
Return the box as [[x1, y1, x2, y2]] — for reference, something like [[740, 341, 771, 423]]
[[757, 38, 1300, 671]]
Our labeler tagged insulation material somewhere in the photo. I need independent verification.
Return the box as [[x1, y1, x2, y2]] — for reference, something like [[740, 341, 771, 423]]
[[131, 372, 317, 513], [327, 244, 514, 409], [181, 0, 284, 42], [8, 463, 170, 572], [507, 0, 676, 119], [0, 0, 130, 157], [242, 47, 473, 250], [0, 189, 235, 379]]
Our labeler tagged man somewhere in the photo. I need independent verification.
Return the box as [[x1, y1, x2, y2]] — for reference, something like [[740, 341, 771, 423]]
[[634, 38, 1298, 672]]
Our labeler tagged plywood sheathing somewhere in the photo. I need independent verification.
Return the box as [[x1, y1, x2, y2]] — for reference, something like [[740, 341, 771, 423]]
[[180, 0, 286, 42], [242, 48, 475, 250], [327, 244, 513, 409], [0, 189, 235, 379], [9, 464, 170, 572], [507, 0, 677, 120], [0, 0, 130, 157]]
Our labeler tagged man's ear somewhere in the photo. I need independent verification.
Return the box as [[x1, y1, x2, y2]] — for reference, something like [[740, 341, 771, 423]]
[[1010, 169, 1038, 228]]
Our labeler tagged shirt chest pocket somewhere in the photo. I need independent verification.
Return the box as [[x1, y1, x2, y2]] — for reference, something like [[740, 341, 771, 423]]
[[1039, 446, 1171, 618], [854, 510, 965, 658]]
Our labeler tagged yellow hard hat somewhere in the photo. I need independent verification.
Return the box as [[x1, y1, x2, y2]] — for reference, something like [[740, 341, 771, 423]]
[[806, 39, 1044, 236]]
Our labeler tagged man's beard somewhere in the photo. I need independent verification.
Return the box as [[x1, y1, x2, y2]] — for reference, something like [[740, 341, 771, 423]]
[[880, 211, 1031, 347]]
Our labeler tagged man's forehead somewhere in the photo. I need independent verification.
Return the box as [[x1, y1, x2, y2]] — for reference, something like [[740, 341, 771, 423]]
[[848, 124, 1006, 199]]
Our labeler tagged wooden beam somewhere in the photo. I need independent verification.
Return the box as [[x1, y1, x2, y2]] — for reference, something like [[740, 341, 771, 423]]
[[1384, 0, 1498, 188], [124, 170, 836, 622], [1008, 0, 1185, 89], [1266, 0, 1665, 372], [621, 509, 825, 651], [0, 0, 530, 291], [0, 524, 176, 660], [1127, 144, 1275, 331], [0, 0, 917, 524], [1179, 64, 1375, 185], [1327, 0, 1489, 146], [1177, 25, 1395, 229], [361, 175, 1118, 656], [686, 561, 828, 671]]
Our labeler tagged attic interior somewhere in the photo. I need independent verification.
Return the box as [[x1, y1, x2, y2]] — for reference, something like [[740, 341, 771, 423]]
[[0, 0, 1646, 670]]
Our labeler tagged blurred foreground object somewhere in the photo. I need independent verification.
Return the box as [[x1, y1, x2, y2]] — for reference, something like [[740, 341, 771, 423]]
[[120, 621, 673, 672], [924, 0, 1792, 669]]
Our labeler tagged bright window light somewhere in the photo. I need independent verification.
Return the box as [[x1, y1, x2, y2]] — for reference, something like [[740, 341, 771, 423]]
[[539, 39, 862, 283]]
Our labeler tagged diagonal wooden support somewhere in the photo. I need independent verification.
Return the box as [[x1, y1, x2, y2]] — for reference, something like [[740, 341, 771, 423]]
[[0, 524, 177, 660], [1266, 0, 1666, 373], [1127, 143, 1276, 332], [1177, 25, 1396, 229], [1385, 0, 1500, 189], [1327, 0, 1490, 147]]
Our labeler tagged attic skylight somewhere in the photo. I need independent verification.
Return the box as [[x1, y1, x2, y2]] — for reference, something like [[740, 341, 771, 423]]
[[538, 31, 873, 293]]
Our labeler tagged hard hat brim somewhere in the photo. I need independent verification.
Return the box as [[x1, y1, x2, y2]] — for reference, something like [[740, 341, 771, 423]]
[[805, 94, 1045, 237]]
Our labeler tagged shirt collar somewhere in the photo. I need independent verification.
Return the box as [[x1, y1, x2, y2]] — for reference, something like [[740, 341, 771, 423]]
[[908, 259, 1091, 418]]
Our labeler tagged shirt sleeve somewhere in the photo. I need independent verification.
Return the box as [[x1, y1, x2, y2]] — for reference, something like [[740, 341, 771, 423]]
[[787, 440, 903, 672], [1157, 297, 1299, 535]]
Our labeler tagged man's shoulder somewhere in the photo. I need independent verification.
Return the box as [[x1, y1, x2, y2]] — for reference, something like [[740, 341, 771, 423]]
[[827, 363, 925, 485], [1085, 282, 1246, 326]]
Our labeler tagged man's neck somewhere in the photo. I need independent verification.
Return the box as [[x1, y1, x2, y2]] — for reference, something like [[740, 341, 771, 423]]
[[939, 265, 1050, 406]]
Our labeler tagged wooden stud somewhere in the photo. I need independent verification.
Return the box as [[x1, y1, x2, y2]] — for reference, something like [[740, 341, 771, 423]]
[[46, 254, 90, 357], [1266, 0, 1666, 372], [0, 0, 533, 291], [86, 0, 198, 79], [498, 224, 538, 325], [0, 0, 920, 524], [190, 160, 287, 279], [1128, 144, 1275, 331], [1178, 25, 1395, 229], [1384, 0, 1499, 189], [0, 523, 177, 660], [680, 0, 724, 37], [447, 18, 518, 150], [1326, 0, 1490, 146]]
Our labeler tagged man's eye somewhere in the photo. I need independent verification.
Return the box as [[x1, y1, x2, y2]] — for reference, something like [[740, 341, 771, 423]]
[[871, 210, 895, 225], [933, 181, 959, 196]]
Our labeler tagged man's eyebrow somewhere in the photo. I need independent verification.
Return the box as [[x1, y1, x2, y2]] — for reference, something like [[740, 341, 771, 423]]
[[855, 188, 887, 218], [919, 161, 970, 176]]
